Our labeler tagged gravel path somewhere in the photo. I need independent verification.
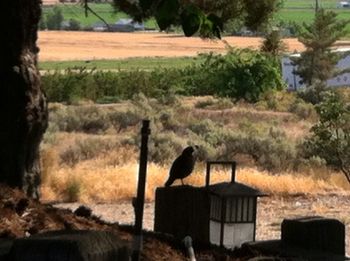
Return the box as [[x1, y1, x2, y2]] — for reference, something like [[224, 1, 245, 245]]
[[55, 194, 350, 256]]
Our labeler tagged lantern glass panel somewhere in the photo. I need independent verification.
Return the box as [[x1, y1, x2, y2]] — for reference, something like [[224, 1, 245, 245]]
[[236, 197, 242, 222], [248, 197, 254, 222], [223, 223, 255, 248], [226, 198, 235, 222], [242, 197, 248, 221]]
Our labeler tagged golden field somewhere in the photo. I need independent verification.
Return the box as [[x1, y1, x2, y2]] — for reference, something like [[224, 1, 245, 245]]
[[37, 31, 308, 61]]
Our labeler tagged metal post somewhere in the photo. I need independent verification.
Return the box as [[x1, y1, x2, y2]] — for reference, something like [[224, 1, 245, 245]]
[[206, 162, 211, 188], [231, 161, 236, 183], [183, 236, 196, 261], [132, 120, 150, 261]]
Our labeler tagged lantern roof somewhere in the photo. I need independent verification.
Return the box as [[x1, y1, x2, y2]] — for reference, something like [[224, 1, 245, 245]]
[[208, 181, 266, 197]]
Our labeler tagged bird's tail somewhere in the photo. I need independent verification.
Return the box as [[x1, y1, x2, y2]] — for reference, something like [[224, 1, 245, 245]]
[[165, 177, 175, 187]]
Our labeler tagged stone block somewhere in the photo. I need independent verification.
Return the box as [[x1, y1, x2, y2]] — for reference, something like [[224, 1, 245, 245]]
[[281, 216, 345, 255], [9, 230, 129, 261]]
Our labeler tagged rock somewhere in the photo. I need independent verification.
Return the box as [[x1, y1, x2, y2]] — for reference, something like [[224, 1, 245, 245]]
[[15, 198, 29, 215], [9, 230, 129, 261], [74, 205, 92, 218], [281, 216, 345, 255]]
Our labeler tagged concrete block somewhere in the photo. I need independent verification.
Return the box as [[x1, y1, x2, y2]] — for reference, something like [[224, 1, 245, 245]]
[[281, 216, 345, 255]]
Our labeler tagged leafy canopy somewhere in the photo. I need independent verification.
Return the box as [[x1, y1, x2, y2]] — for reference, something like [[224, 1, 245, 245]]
[[109, 0, 281, 38]]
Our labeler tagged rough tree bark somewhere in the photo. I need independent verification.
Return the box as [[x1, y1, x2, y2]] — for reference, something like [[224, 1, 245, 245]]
[[0, 0, 48, 199]]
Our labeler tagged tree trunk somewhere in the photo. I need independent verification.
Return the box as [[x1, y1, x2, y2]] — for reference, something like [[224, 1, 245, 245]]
[[0, 0, 48, 199]]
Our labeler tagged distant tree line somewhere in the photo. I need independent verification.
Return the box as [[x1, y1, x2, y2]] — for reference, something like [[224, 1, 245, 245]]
[[40, 6, 81, 30]]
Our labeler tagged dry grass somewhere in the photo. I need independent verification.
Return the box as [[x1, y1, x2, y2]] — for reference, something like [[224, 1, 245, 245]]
[[40, 98, 350, 203], [40, 151, 350, 203]]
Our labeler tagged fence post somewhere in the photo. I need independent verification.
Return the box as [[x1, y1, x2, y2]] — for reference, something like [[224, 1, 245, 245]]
[[132, 120, 150, 261]]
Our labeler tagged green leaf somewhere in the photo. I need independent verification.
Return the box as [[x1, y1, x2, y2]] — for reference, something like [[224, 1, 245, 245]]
[[199, 17, 213, 38], [207, 14, 223, 31], [139, 0, 154, 11], [207, 14, 223, 39], [155, 0, 180, 31], [181, 5, 203, 37]]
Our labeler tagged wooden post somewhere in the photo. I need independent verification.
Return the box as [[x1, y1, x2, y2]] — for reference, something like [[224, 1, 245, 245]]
[[132, 120, 150, 261]]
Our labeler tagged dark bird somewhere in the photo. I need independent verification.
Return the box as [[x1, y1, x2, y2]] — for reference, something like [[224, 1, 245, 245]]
[[165, 146, 197, 187]]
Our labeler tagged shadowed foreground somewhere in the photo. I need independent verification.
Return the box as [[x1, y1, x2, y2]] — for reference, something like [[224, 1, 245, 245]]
[[0, 183, 266, 260]]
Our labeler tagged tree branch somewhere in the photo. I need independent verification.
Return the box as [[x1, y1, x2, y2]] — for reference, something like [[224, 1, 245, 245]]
[[82, 0, 110, 31]]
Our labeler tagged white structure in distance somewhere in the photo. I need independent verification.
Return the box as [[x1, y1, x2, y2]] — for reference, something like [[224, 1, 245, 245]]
[[281, 48, 350, 91]]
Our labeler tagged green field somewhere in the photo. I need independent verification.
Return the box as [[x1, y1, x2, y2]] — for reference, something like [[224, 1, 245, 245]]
[[276, 9, 350, 24], [276, 1, 350, 33], [42, 3, 157, 28], [39, 56, 203, 71], [282, 0, 340, 8]]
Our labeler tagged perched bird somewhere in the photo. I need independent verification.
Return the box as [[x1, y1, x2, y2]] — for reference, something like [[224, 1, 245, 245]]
[[165, 146, 197, 187]]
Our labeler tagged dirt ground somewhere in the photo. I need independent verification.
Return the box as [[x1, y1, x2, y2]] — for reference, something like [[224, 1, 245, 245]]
[[37, 31, 309, 61], [56, 194, 350, 256], [0, 184, 262, 260]]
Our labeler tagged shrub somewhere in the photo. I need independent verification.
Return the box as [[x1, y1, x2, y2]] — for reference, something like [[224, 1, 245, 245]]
[[109, 110, 142, 133], [148, 132, 186, 164], [67, 19, 81, 31], [257, 90, 297, 112], [50, 105, 110, 133], [43, 67, 94, 103], [289, 99, 316, 120], [42, 50, 284, 104], [182, 49, 285, 102], [303, 92, 350, 183], [46, 6, 63, 30], [297, 81, 328, 105], [186, 117, 298, 171], [60, 137, 117, 166], [222, 130, 297, 172], [261, 30, 287, 56], [65, 175, 82, 202]]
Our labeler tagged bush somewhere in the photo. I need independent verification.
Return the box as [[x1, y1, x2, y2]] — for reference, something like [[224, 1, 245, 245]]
[[148, 132, 187, 164], [222, 129, 297, 172], [67, 19, 81, 31], [256, 90, 297, 112], [42, 67, 94, 103], [39, 17, 46, 30], [46, 6, 63, 30], [182, 49, 285, 102], [109, 110, 142, 133], [303, 92, 350, 182], [49, 105, 110, 133], [297, 81, 328, 105], [65, 176, 82, 202], [42, 50, 284, 104], [60, 137, 117, 166], [187, 118, 298, 171], [289, 99, 316, 120]]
